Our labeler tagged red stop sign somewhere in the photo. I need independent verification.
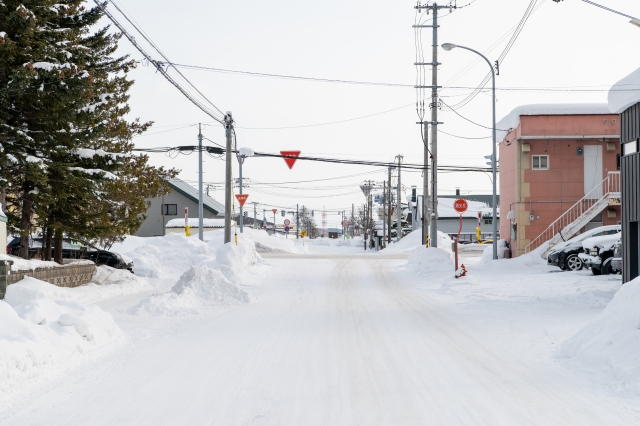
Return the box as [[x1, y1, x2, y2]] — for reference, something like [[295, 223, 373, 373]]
[[453, 198, 468, 214]]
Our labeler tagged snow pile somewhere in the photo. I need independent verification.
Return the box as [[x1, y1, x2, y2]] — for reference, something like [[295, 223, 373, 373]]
[[5, 268, 151, 306], [406, 247, 454, 274], [131, 266, 250, 316], [475, 242, 547, 271], [560, 277, 640, 385], [109, 233, 221, 280], [608, 67, 640, 114], [496, 103, 611, 142], [166, 218, 225, 228], [131, 235, 258, 316], [0, 279, 122, 398], [385, 230, 452, 254]]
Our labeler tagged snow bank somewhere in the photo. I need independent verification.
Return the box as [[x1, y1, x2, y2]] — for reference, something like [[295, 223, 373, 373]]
[[560, 277, 640, 385], [109, 233, 221, 280], [130, 235, 258, 316], [385, 230, 452, 253], [475, 242, 547, 271], [608, 67, 640, 114], [5, 268, 151, 306], [406, 247, 454, 274], [0, 279, 122, 399]]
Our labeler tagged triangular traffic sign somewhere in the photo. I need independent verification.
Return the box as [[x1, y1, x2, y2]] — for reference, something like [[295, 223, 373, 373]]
[[235, 194, 249, 206], [280, 151, 301, 169]]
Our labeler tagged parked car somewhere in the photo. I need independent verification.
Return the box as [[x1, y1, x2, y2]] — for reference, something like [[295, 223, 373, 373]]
[[578, 232, 621, 275], [547, 225, 621, 271], [611, 240, 622, 273], [6, 237, 134, 273]]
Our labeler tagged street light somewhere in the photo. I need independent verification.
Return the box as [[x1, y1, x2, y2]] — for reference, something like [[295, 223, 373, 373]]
[[441, 42, 498, 260]]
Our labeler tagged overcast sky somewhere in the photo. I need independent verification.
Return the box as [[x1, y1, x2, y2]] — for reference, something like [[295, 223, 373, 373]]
[[106, 0, 639, 227]]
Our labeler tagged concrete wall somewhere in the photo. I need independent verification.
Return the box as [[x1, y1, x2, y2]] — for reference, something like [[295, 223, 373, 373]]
[[136, 190, 223, 238], [500, 114, 620, 256], [0, 261, 96, 299]]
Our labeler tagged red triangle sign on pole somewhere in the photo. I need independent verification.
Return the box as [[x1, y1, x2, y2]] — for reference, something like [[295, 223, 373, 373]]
[[280, 151, 301, 170], [235, 194, 249, 207]]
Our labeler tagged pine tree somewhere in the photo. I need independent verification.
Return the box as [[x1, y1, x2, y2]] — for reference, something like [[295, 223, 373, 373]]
[[1, 1, 178, 262]]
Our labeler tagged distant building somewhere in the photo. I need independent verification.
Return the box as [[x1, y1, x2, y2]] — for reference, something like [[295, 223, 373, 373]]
[[498, 104, 621, 257], [136, 178, 225, 237]]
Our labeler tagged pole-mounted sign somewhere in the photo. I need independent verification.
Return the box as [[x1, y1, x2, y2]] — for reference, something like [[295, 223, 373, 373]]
[[284, 219, 291, 226], [453, 198, 468, 278], [235, 194, 249, 207], [280, 151, 301, 170]]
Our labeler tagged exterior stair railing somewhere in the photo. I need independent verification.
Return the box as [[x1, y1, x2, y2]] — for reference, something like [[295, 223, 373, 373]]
[[524, 171, 620, 257]]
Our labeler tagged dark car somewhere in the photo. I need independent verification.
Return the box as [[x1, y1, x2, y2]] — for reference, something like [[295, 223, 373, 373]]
[[547, 225, 621, 271], [6, 237, 134, 273], [611, 241, 622, 273], [578, 233, 621, 276]]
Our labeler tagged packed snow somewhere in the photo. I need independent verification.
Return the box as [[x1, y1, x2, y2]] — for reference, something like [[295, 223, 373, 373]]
[[3, 227, 640, 423]]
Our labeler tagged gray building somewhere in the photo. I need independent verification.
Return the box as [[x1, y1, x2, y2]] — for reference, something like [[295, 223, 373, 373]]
[[136, 178, 225, 237]]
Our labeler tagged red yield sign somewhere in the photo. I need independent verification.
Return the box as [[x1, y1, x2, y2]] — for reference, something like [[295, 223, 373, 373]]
[[280, 151, 301, 169], [453, 198, 468, 214], [272, 208, 278, 215], [235, 194, 249, 206]]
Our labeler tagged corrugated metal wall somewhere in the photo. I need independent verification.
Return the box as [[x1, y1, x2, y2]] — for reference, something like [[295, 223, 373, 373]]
[[621, 103, 640, 284]]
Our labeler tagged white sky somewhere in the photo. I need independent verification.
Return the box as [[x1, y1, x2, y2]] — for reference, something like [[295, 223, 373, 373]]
[[108, 0, 640, 228]]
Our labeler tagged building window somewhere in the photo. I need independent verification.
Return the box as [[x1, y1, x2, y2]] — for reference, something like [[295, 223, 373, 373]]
[[484, 219, 492, 225], [532, 155, 549, 170], [163, 204, 177, 215]]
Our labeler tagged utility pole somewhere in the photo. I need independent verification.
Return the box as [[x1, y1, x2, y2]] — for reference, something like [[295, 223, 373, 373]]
[[414, 2, 453, 248], [251, 202, 258, 229], [198, 123, 204, 241], [396, 155, 403, 242], [224, 112, 234, 244], [387, 167, 392, 244], [423, 123, 430, 246], [383, 180, 386, 247], [296, 204, 299, 239]]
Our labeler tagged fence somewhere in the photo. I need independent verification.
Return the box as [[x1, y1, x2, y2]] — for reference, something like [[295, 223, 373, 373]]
[[0, 260, 96, 299]]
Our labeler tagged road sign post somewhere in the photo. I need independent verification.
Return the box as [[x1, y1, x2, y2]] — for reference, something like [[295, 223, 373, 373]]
[[453, 199, 468, 278], [272, 208, 277, 235]]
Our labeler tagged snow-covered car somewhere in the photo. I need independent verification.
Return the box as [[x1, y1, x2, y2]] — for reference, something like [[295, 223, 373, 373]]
[[547, 225, 621, 271], [578, 232, 621, 275], [610, 241, 622, 273]]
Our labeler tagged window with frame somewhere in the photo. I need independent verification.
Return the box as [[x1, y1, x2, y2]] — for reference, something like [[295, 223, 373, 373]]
[[163, 204, 178, 215], [484, 219, 492, 225], [532, 155, 549, 170]]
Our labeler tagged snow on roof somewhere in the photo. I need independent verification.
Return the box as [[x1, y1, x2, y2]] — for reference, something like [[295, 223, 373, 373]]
[[168, 178, 224, 215], [496, 103, 611, 142], [608, 67, 640, 113], [166, 218, 226, 228]]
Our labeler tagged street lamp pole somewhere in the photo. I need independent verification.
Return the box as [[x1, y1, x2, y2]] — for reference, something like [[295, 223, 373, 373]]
[[442, 43, 498, 260]]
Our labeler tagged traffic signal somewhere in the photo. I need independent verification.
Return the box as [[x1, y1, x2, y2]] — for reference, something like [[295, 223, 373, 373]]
[[311, 210, 314, 217], [281, 209, 285, 217], [243, 211, 248, 217]]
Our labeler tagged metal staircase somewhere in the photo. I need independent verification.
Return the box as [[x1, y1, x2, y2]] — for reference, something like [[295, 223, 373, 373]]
[[524, 171, 620, 257]]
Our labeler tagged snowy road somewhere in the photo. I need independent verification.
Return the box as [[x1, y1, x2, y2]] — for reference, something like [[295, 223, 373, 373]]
[[2, 254, 637, 425]]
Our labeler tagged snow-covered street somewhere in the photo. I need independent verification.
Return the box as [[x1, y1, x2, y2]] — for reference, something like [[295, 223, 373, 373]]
[[2, 237, 639, 425]]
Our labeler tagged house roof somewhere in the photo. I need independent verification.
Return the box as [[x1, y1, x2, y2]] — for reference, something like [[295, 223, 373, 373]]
[[168, 178, 225, 216]]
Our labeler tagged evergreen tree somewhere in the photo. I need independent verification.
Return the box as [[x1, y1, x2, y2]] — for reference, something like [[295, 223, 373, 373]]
[[0, 1, 178, 262]]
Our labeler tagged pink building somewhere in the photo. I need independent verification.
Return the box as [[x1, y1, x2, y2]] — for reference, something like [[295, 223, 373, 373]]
[[498, 104, 621, 257]]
